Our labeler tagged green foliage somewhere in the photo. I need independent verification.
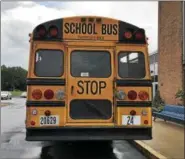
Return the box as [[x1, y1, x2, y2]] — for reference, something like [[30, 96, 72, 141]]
[[175, 89, 184, 101], [11, 91, 23, 97], [1, 65, 28, 91], [152, 90, 165, 112]]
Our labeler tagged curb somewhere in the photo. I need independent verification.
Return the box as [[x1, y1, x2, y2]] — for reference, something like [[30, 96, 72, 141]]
[[130, 140, 167, 159]]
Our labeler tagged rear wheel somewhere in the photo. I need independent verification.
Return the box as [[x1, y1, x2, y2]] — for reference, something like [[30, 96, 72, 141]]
[[53, 141, 114, 159], [53, 142, 73, 159], [40, 146, 52, 159]]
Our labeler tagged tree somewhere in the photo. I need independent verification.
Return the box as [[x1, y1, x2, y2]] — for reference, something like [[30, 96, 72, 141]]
[[1, 65, 28, 91]]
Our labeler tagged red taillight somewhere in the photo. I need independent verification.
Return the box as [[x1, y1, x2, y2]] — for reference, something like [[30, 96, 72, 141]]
[[128, 90, 137, 100], [138, 91, 149, 101], [45, 110, 51, 116], [135, 32, 144, 40], [49, 26, 58, 37], [44, 89, 54, 99], [31, 121, 35, 126], [37, 25, 46, 37], [124, 31, 132, 39], [130, 110, 136, 116], [144, 120, 148, 125], [32, 89, 42, 100]]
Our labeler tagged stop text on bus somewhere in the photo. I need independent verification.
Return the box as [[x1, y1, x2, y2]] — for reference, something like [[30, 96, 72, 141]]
[[77, 80, 106, 95]]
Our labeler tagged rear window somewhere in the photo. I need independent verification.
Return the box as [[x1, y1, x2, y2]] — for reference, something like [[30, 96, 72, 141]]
[[118, 52, 145, 78], [71, 50, 111, 78], [35, 50, 64, 77]]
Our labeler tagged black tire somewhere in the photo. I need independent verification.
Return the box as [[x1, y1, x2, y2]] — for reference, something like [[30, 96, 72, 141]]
[[40, 146, 52, 159], [52, 142, 74, 159]]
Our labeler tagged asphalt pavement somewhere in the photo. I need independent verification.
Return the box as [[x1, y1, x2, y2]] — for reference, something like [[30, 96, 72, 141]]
[[0, 98, 147, 159]]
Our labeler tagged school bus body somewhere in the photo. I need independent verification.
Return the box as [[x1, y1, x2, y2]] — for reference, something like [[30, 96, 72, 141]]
[[26, 16, 152, 141]]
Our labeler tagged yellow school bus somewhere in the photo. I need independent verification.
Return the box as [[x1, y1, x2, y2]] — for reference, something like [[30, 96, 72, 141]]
[[26, 16, 152, 141]]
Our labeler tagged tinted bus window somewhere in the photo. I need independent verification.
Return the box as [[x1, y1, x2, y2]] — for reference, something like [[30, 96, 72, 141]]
[[35, 50, 64, 77], [71, 51, 111, 78], [118, 52, 145, 78]]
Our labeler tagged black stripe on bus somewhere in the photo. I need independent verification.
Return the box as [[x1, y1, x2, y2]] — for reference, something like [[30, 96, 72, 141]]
[[26, 78, 66, 86], [26, 101, 65, 107], [116, 80, 152, 87], [116, 101, 152, 107]]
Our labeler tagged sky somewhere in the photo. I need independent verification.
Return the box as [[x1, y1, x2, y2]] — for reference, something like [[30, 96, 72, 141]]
[[1, 1, 158, 70]]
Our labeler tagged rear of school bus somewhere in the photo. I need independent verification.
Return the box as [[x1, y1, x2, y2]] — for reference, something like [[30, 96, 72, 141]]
[[25, 16, 152, 141]]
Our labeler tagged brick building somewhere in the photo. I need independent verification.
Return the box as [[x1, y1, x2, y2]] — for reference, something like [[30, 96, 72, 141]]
[[183, 2, 185, 106], [158, 1, 183, 105]]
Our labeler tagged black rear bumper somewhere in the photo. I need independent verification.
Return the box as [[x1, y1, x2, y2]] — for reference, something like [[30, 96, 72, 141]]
[[26, 127, 152, 141]]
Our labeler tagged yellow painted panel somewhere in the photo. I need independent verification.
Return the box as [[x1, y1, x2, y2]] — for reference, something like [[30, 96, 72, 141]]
[[116, 107, 152, 127], [26, 107, 66, 127]]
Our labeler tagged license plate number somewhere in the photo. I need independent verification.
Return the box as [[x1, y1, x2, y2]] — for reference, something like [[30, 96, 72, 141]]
[[122, 115, 141, 125], [40, 115, 59, 126]]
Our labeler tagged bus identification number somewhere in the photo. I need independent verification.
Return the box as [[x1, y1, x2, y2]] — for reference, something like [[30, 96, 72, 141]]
[[40, 115, 59, 126], [122, 115, 141, 125], [77, 80, 106, 95]]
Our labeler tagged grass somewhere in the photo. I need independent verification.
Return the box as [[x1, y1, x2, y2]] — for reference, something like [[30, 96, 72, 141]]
[[1, 103, 8, 107], [11, 91, 23, 97]]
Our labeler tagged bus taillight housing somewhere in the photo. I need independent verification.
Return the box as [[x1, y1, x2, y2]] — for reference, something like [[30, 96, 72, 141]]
[[44, 89, 54, 100], [138, 91, 149, 101], [135, 31, 144, 40], [32, 89, 42, 100], [128, 90, 137, 100]]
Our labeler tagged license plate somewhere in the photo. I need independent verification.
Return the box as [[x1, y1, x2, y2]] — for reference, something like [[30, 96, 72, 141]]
[[122, 115, 141, 125], [40, 115, 59, 126]]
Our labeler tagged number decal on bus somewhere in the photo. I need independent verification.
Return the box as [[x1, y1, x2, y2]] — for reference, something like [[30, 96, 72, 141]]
[[40, 116, 57, 125], [127, 116, 134, 125]]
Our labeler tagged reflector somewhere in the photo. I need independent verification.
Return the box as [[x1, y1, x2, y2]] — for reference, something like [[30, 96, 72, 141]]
[[31, 121, 36, 126], [45, 110, 51, 116], [130, 110, 136, 116]]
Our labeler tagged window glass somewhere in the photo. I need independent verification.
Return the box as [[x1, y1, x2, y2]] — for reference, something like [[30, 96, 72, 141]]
[[118, 52, 145, 78], [71, 51, 111, 78], [35, 50, 64, 77]]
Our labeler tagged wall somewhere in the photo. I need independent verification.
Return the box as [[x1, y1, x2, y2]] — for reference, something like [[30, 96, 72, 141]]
[[158, 1, 183, 105]]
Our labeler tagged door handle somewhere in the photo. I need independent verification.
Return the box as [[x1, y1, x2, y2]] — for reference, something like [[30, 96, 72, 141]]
[[71, 86, 74, 95]]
